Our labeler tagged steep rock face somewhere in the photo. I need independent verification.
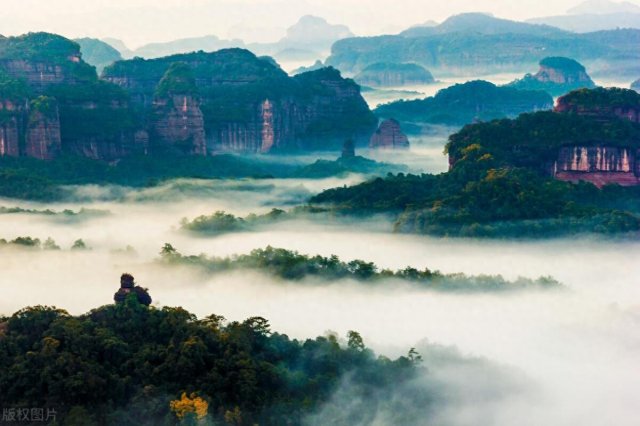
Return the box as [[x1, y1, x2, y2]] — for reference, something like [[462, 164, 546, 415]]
[[355, 63, 435, 87], [151, 62, 206, 155], [555, 87, 640, 123], [104, 51, 377, 153], [553, 146, 640, 187], [535, 58, 593, 85], [25, 107, 62, 160], [0, 33, 138, 161], [508, 57, 596, 97], [153, 95, 206, 155], [369, 119, 410, 149], [0, 99, 22, 156]]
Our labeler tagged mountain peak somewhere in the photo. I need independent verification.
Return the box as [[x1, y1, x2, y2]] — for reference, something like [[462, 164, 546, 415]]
[[567, 0, 640, 15]]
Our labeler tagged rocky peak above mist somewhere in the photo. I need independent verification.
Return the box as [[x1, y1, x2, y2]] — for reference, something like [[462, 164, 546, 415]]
[[555, 86, 640, 123], [279, 15, 353, 48], [507, 57, 596, 97]]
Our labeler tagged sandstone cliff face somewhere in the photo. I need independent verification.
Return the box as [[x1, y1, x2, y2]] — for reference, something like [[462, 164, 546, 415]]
[[25, 108, 62, 160], [536, 64, 592, 85], [555, 87, 640, 123], [369, 119, 410, 149], [153, 95, 206, 155], [0, 60, 70, 94], [555, 101, 640, 123], [553, 146, 640, 187], [0, 99, 22, 157], [104, 51, 377, 154]]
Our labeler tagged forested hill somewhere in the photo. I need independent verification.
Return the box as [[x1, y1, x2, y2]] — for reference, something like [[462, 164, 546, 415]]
[[0, 293, 425, 425]]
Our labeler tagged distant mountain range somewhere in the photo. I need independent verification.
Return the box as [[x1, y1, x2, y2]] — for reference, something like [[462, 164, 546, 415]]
[[528, 0, 640, 32], [327, 13, 640, 78], [567, 0, 640, 14], [400, 13, 566, 37], [86, 15, 351, 69]]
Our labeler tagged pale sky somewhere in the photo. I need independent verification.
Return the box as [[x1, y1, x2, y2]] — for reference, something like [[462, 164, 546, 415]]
[[0, 0, 629, 48]]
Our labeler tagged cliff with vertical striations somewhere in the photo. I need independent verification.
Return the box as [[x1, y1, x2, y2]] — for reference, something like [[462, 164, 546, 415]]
[[103, 51, 377, 153], [369, 119, 410, 149], [0, 33, 138, 161]]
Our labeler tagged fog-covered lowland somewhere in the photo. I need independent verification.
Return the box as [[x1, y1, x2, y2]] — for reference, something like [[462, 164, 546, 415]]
[[1, 166, 639, 424], [3, 1, 640, 424]]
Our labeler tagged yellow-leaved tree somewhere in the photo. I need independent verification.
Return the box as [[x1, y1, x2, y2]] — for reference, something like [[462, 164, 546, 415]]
[[169, 392, 209, 423]]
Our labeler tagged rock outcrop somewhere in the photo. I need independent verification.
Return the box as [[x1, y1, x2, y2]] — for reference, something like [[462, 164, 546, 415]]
[[355, 63, 435, 87], [104, 51, 377, 153], [25, 101, 62, 160], [555, 87, 640, 123], [0, 33, 138, 161], [0, 33, 377, 161], [114, 273, 152, 306], [369, 119, 410, 149], [152, 63, 205, 155], [633, 79, 640, 93], [552, 146, 640, 187], [508, 57, 596, 97], [552, 88, 640, 186]]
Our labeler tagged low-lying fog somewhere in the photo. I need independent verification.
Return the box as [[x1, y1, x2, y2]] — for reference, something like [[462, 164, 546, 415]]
[[1, 153, 638, 424]]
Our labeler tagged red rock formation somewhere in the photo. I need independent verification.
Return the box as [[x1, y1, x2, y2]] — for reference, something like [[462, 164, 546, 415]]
[[153, 95, 206, 155], [369, 119, 410, 149], [0, 99, 21, 157], [553, 146, 640, 187], [25, 108, 61, 160], [555, 88, 640, 124]]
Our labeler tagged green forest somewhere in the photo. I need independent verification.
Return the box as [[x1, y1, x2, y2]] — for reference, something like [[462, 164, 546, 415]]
[[0, 298, 425, 425]]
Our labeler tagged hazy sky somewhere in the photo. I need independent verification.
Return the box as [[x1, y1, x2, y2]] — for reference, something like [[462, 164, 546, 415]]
[[0, 0, 630, 47]]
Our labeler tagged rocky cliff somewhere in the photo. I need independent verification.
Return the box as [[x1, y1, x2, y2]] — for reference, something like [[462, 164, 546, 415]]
[[25, 98, 61, 160], [369, 119, 410, 149], [0, 33, 137, 161], [151, 63, 205, 155], [355, 63, 435, 87], [0, 33, 377, 161], [508, 57, 596, 97], [553, 146, 640, 187], [104, 50, 376, 153], [555, 87, 640, 123]]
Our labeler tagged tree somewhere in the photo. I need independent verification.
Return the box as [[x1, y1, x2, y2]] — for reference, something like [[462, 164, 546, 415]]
[[347, 331, 365, 352]]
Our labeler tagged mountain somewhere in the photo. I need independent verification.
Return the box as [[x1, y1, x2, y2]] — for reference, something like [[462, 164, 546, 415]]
[[248, 15, 353, 65], [311, 88, 640, 238], [74, 37, 122, 72], [0, 32, 376, 163], [103, 50, 376, 153], [374, 80, 553, 127], [278, 15, 353, 50], [567, 0, 640, 14], [354, 63, 435, 87], [527, 13, 640, 32], [507, 57, 597, 97], [126, 35, 245, 59], [528, 1, 640, 32], [0, 33, 137, 161], [400, 13, 566, 37], [632, 78, 640, 92], [327, 27, 640, 78]]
